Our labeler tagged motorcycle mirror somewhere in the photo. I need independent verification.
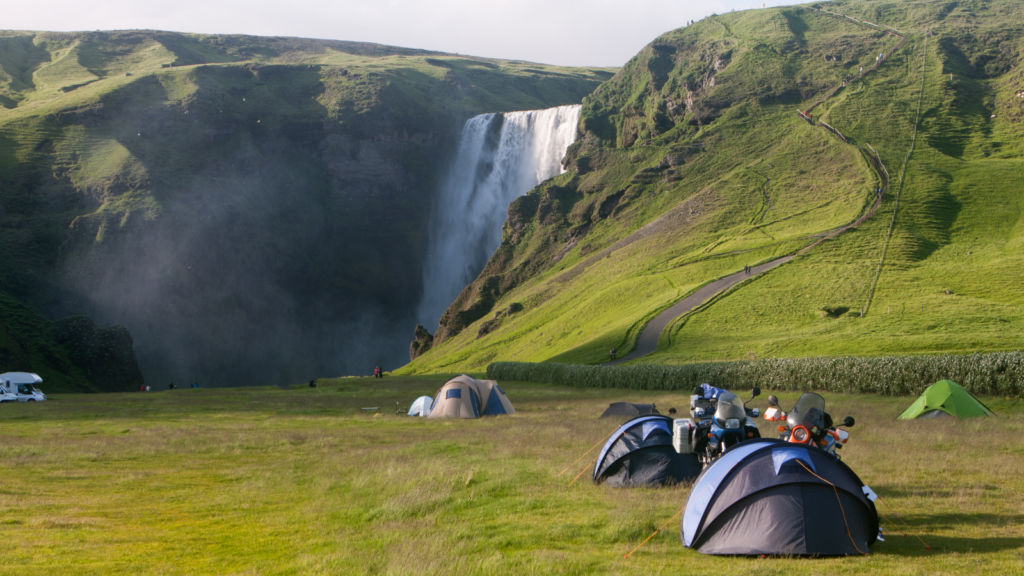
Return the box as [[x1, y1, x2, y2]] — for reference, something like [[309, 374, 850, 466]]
[[843, 416, 855, 427], [693, 386, 704, 397], [751, 386, 761, 398], [767, 395, 779, 407]]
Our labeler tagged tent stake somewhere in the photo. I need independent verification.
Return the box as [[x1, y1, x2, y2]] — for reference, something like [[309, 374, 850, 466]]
[[876, 496, 931, 550]]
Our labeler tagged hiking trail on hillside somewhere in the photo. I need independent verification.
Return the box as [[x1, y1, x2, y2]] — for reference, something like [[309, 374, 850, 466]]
[[602, 12, 914, 365]]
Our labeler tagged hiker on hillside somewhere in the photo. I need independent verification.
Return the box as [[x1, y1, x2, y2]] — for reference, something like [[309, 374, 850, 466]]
[[169, 382, 176, 390], [609, 348, 617, 361], [309, 379, 316, 388], [374, 366, 383, 379]]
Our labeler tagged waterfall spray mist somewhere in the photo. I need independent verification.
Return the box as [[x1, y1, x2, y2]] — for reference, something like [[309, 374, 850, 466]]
[[418, 104, 581, 332]]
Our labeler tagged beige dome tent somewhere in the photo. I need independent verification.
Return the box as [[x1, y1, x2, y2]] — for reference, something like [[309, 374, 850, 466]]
[[427, 375, 515, 419]]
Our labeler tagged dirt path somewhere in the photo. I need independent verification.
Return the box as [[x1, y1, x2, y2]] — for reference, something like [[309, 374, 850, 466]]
[[599, 15, 907, 367], [604, 256, 793, 365]]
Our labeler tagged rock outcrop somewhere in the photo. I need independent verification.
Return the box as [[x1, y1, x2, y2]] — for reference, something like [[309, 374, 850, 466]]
[[409, 325, 434, 360]]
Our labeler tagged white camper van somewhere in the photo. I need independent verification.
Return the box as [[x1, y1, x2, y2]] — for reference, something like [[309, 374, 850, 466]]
[[0, 372, 47, 402]]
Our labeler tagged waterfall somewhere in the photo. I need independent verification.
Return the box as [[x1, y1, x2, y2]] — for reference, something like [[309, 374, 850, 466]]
[[417, 104, 581, 332]]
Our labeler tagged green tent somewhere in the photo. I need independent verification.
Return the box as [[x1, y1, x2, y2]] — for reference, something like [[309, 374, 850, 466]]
[[898, 380, 995, 420]]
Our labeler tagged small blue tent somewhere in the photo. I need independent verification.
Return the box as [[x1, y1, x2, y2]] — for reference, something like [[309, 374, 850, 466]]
[[593, 415, 701, 487], [408, 396, 433, 417]]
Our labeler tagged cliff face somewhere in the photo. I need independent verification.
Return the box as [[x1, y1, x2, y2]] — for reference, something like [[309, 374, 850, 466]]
[[0, 30, 611, 386]]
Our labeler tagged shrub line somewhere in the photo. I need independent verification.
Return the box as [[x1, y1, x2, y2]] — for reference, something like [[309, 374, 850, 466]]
[[488, 351, 1024, 397]]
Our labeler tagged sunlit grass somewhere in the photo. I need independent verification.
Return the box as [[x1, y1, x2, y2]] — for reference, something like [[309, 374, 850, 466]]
[[0, 377, 1021, 574]]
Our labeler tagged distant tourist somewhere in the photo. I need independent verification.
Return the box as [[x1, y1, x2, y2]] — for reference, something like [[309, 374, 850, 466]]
[[309, 379, 317, 388], [609, 348, 617, 361], [140, 385, 145, 392], [374, 366, 383, 379], [192, 382, 199, 388], [169, 382, 176, 390], [145, 385, 151, 392]]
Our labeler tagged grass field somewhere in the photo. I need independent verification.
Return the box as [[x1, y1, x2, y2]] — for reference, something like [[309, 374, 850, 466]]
[[1, 375, 1022, 574]]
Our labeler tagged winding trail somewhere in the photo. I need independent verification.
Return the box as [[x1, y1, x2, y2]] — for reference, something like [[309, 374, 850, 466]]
[[605, 256, 793, 365], [594, 13, 913, 366]]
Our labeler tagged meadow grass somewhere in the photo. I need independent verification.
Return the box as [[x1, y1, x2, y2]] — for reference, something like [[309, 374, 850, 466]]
[[0, 376, 1021, 574]]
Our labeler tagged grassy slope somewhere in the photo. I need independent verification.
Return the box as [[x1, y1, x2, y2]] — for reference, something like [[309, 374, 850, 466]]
[[0, 378, 1021, 574], [0, 31, 613, 386], [651, 0, 1024, 364], [403, 0, 1024, 373]]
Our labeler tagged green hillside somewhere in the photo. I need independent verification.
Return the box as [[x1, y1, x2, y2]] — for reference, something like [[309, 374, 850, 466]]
[[0, 30, 612, 388], [403, 0, 1024, 373]]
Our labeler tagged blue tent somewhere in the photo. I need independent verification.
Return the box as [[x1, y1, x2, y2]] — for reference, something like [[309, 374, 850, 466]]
[[593, 415, 701, 487], [682, 439, 879, 555]]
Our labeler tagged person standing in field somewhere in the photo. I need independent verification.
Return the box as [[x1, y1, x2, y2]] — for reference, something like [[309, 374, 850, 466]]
[[374, 366, 383, 379], [609, 348, 617, 361], [309, 379, 316, 388]]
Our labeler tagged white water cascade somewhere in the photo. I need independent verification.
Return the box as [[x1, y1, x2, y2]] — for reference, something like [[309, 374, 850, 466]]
[[418, 104, 581, 331]]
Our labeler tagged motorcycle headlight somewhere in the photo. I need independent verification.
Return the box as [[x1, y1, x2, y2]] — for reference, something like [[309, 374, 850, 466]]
[[792, 426, 809, 443], [725, 418, 741, 429]]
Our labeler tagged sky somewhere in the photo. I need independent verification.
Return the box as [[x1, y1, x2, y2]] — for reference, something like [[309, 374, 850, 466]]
[[4, 0, 801, 67]]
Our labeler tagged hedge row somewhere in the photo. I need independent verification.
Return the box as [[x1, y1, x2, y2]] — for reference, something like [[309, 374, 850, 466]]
[[487, 352, 1024, 397]]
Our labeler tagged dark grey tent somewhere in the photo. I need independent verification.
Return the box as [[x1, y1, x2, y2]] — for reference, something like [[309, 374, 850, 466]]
[[593, 415, 702, 487], [600, 402, 659, 418], [682, 439, 879, 556]]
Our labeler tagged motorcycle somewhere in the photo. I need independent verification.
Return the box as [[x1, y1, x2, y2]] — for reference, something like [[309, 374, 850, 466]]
[[691, 387, 762, 465], [764, 392, 855, 458]]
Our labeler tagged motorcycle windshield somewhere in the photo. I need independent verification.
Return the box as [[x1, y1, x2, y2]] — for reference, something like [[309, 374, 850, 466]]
[[787, 392, 826, 431], [714, 392, 746, 425]]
